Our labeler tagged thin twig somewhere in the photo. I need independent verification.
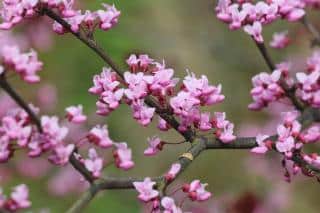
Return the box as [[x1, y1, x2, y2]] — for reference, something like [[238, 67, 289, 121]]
[[66, 185, 100, 213], [0, 73, 42, 132]]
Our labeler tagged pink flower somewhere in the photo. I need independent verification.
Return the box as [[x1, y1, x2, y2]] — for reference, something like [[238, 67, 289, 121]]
[[41, 116, 69, 147], [7, 184, 31, 211], [96, 4, 120, 31], [244, 21, 263, 43], [82, 10, 97, 28], [307, 50, 320, 72], [215, 0, 232, 22], [301, 126, 320, 143], [161, 197, 182, 213], [296, 71, 320, 91], [229, 4, 247, 30], [170, 91, 200, 116], [182, 73, 224, 106], [126, 54, 154, 72], [281, 111, 299, 125], [285, 8, 305, 22], [65, 105, 87, 124], [157, 117, 170, 131], [48, 144, 75, 166], [212, 112, 229, 129], [114, 143, 134, 170], [101, 89, 124, 110], [84, 148, 103, 178], [219, 122, 236, 143], [249, 70, 283, 110], [251, 134, 270, 154], [144, 136, 162, 156], [130, 100, 155, 126], [124, 72, 152, 100], [1, 45, 43, 83], [89, 67, 119, 95], [183, 180, 212, 202], [87, 125, 113, 148], [133, 177, 159, 202], [270, 31, 290, 49], [150, 68, 179, 97], [165, 163, 181, 181], [198, 112, 212, 131], [275, 136, 295, 157]]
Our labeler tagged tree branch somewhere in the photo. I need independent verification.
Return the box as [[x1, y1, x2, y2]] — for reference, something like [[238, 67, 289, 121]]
[[0, 73, 42, 132], [41, 7, 194, 142], [0, 73, 94, 185], [38, 7, 320, 213], [66, 184, 100, 213]]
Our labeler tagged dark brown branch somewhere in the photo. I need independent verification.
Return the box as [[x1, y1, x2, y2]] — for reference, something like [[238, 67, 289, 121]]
[[69, 150, 95, 183], [42, 8, 194, 142], [0, 73, 42, 132]]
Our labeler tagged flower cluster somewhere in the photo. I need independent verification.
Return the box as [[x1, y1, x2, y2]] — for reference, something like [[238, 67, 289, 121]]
[[249, 69, 284, 110], [215, 0, 319, 43], [0, 1, 120, 34], [1, 45, 43, 83], [83, 148, 103, 178], [89, 67, 123, 116], [68, 124, 135, 177], [0, 104, 74, 166], [133, 177, 211, 212], [53, 4, 120, 34], [0, 184, 31, 211], [89, 54, 236, 142], [295, 51, 320, 107], [251, 111, 302, 158]]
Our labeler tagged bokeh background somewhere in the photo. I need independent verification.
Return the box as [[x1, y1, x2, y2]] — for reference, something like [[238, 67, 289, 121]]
[[1, 0, 320, 212]]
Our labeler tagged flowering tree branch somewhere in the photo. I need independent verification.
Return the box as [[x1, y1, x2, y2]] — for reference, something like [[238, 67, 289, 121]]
[[0, 73, 42, 132], [1, 1, 320, 213], [0, 72, 95, 184], [41, 7, 195, 142], [27, 6, 320, 213]]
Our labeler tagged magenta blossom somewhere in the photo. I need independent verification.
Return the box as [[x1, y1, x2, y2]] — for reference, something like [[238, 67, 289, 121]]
[[133, 177, 159, 202], [87, 125, 113, 148], [183, 180, 212, 202], [165, 163, 181, 181], [144, 136, 162, 156], [65, 105, 87, 124], [161, 197, 182, 213], [251, 134, 270, 154], [114, 142, 134, 170], [84, 148, 103, 178], [5, 184, 31, 211]]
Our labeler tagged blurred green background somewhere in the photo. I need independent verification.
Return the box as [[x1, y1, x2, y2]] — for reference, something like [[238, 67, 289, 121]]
[[2, 0, 320, 212]]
